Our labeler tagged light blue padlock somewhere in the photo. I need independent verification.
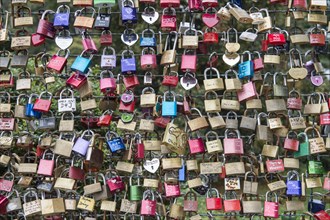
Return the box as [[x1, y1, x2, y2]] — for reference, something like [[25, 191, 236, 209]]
[[140, 29, 156, 47], [71, 50, 93, 74], [238, 51, 254, 79], [162, 91, 177, 117]]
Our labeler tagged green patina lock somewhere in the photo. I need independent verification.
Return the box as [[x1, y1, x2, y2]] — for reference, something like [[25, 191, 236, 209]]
[[308, 160, 324, 175], [129, 174, 142, 201], [294, 132, 310, 158]]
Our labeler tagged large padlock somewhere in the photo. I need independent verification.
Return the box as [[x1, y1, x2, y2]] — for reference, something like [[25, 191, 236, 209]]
[[256, 112, 272, 142], [140, 29, 157, 47], [74, 7, 96, 29], [33, 91, 52, 113], [129, 175, 143, 201], [257, 8, 272, 32], [226, 2, 253, 24], [203, 27, 219, 44], [308, 10, 327, 25], [37, 10, 56, 39], [183, 191, 198, 212], [69, 156, 85, 181], [140, 87, 156, 108], [119, 89, 136, 112], [54, 5, 70, 29], [287, 89, 302, 110], [224, 69, 242, 91], [71, 51, 93, 74], [203, 67, 224, 92], [106, 170, 125, 193], [161, 8, 177, 31], [294, 132, 310, 158], [264, 47, 281, 65], [47, 49, 70, 73], [238, 51, 254, 79], [288, 110, 306, 130], [100, 30, 112, 46], [121, 0, 137, 24], [239, 28, 258, 42], [106, 131, 126, 154], [99, 70, 116, 93], [182, 28, 198, 49], [284, 131, 300, 151], [237, 79, 257, 102], [141, 47, 157, 70], [121, 50, 136, 75], [205, 131, 223, 154], [66, 72, 87, 89], [267, 28, 286, 45], [286, 170, 302, 196], [0, 113, 15, 131], [224, 129, 244, 155], [162, 71, 179, 87], [223, 191, 241, 213], [0, 92, 11, 113], [11, 50, 29, 68], [186, 108, 209, 131], [123, 74, 139, 89], [72, 130, 94, 156], [226, 111, 238, 129], [206, 188, 222, 210], [54, 132, 75, 157], [22, 190, 41, 217], [94, 7, 111, 29], [204, 91, 221, 113], [309, 27, 326, 46], [273, 72, 288, 97], [240, 109, 257, 131], [264, 191, 279, 218], [188, 132, 205, 155], [140, 190, 157, 216]]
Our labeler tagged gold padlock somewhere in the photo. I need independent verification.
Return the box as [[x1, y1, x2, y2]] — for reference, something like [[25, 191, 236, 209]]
[[307, 10, 327, 24], [14, 6, 33, 27], [264, 47, 280, 65], [257, 8, 272, 32], [182, 29, 198, 49], [161, 32, 178, 65], [226, 2, 253, 24]]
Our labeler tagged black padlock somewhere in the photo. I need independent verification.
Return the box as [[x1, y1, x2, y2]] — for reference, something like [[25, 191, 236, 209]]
[[94, 7, 111, 30]]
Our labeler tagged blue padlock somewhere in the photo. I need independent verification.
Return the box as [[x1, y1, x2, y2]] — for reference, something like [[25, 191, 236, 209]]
[[54, 5, 70, 29], [71, 50, 93, 74], [238, 51, 254, 79], [286, 170, 301, 196], [121, 50, 136, 75], [162, 91, 177, 117], [25, 94, 42, 119], [140, 29, 156, 47], [121, 0, 137, 24], [308, 192, 326, 213], [178, 159, 186, 182], [106, 131, 126, 153]]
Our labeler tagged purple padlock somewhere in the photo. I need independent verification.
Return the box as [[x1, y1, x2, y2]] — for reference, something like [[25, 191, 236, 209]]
[[54, 5, 70, 29], [72, 130, 94, 156], [121, 50, 136, 75], [304, 50, 315, 74], [311, 70, 323, 87]]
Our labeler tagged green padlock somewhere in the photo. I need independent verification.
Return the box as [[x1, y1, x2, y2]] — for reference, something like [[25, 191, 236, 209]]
[[94, 0, 116, 7], [281, 211, 298, 220], [294, 132, 310, 158], [121, 112, 134, 123], [308, 160, 324, 175], [129, 174, 142, 201]]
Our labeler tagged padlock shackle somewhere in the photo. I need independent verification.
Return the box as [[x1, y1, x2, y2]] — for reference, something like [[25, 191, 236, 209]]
[[289, 48, 303, 68], [265, 191, 278, 202], [224, 129, 240, 139], [56, 4, 70, 13], [204, 67, 220, 80], [273, 72, 287, 86], [224, 69, 238, 79], [226, 28, 238, 43]]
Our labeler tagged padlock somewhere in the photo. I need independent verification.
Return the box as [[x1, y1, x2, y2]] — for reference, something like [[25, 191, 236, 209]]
[[99, 70, 116, 93], [37, 10, 56, 39], [308, 159, 324, 175], [257, 8, 272, 32], [121, 50, 136, 75], [94, 7, 111, 29], [205, 131, 223, 154], [223, 191, 241, 212], [237, 79, 257, 102], [309, 27, 326, 46], [308, 193, 326, 213], [22, 190, 41, 217], [181, 49, 197, 72], [129, 175, 143, 201], [290, 27, 310, 44], [162, 91, 177, 117], [14, 6, 33, 27], [140, 190, 156, 216], [72, 130, 94, 156], [226, 2, 253, 24], [0, 112, 15, 131], [141, 47, 157, 70], [105, 170, 125, 193], [106, 131, 126, 153], [206, 188, 222, 210], [160, 0, 180, 8], [182, 29, 198, 49], [97, 110, 113, 127], [188, 0, 202, 10], [37, 111, 56, 130], [82, 31, 98, 53], [264, 47, 281, 65], [287, 89, 302, 110], [100, 30, 113, 46], [37, 149, 55, 176], [33, 91, 52, 113], [74, 7, 96, 29], [183, 191, 198, 212], [273, 72, 288, 97], [14, 94, 27, 119], [239, 28, 258, 42], [121, 0, 137, 24], [119, 89, 136, 112], [240, 109, 257, 131], [140, 29, 157, 47], [204, 91, 221, 113], [256, 112, 272, 142], [57, 88, 76, 113], [0, 11, 9, 42], [238, 51, 254, 79], [83, 173, 102, 196], [249, 6, 264, 25], [6, 189, 22, 213], [101, 46, 116, 69], [54, 132, 75, 157], [221, 91, 240, 112], [286, 170, 302, 196], [293, 132, 310, 158], [143, 72, 153, 85], [140, 87, 156, 108], [161, 31, 178, 65], [162, 70, 179, 87], [284, 131, 299, 151], [0, 51, 11, 70], [47, 49, 70, 73], [0, 131, 13, 149], [310, 0, 327, 10], [308, 10, 327, 25], [224, 69, 242, 91], [203, 27, 218, 44], [203, 67, 224, 92], [25, 94, 42, 119], [11, 50, 29, 68], [66, 72, 87, 89], [161, 8, 177, 31], [54, 5, 70, 29], [0, 172, 14, 192], [288, 110, 306, 130], [186, 108, 209, 131], [0, 92, 11, 113], [188, 131, 205, 154], [71, 50, 93, 74], [68, 156, 85, 181], [264, 191, 279, 218], [224, 129, 244, 155]]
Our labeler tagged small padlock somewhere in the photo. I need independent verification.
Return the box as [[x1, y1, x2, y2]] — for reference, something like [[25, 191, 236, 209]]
[[101, 46, 116, 69], [106, 131, 126, 154], [129, 175, 143, 201], [58, 88, 76, 112], [73, 7, 96, 29], [264, 191, 279, 218], [223, 129, 244, 155], [286, 170, 302, 196], [47, 49, 70, 73], [162, 91, 177, 117], [33, 91, 52, 113]]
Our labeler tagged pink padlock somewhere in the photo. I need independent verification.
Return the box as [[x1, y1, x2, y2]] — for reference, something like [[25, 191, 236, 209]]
[[140, 48, 157, 70], [106, 171, 125, 193], [181, 49, 197, 72], [37, 149, 55, 176], [47, 49, 70, 73], [188, 132, 205, 155], [284, 131, 299, 151], [164, 183, 181, 198], [140, 190, 157, 216], [82, 31, 98, 54], [99, 70, 116, 93], [252, 51, 264, 71], [264, 191, 279, 218], [223, 129, 244, 155], [292, 0, 307, 9], [237, 80, 257, 102]]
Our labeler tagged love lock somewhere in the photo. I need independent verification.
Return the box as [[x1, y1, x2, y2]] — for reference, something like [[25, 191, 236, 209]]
[[180, 72, 198, 90]]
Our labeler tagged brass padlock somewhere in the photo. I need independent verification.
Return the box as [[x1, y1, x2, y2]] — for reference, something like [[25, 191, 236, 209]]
[[264, 47, 280, 65], [257, 8, 272, 32], [288, 48, 308, 80], [226, 2, 253, 24], [307, 10, 327, 25], [14, 6, 33, 27], [289, 27, 309, 44], [161, 32, 178, 66], [204, 91, 221, 113]]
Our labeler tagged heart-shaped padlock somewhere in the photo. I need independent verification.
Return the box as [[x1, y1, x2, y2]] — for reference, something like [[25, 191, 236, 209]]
[[311, 71, 324, 87], [31, 33, 46, 46]]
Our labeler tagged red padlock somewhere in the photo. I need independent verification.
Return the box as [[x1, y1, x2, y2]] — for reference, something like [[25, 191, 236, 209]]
[[188, 132, 205, 155], [0, 194, 9, 215], [181, 50, 197, 72], [183, 191, 198, 212], [284, 131, 299, 151], [140, 48, 157, 70], [320, 113, 330, 125], [160, 0, 180, 8], [237, 80, 257, 102], [202, 0, 218, 7], [266, 159, 284, 173], [223, 129, 244, 155], [106, 171, 125, 193], [134, 134, 145, 161], [33, 91, 52, 113], [66, 72, 87, 89], [140, 190, 157, 216], [267, 31, 286, 46], [100, 30, 113, 46], [314, 210, 330, 220], [37, 10, 56, 39], [252, 51, 264, 71], [0, 71, 14, 88], [119, 90, 136, 113], [188, 0, 203, 11], [0, 172, 14, 192], [264, 191, 279, 218], [47, 49, 70, 73], [287, 89, 302, 110], [261, 39, 268, 52], [206, 188, 222, 210], [37, 149, 55, 176], [223, 191, 241, 213], [99, 70, 116, 93], [309, 27, 326, 46], [97, 110, 113, 127], [203, 27, 219, 44], [69, 156, 85, 180], [82, 31, 98, 53], [162, 71, 179, 87], [123, 75, 139, 89], [154, 116, 171, 128], [161, 8, 177, 31], [164, 183, 181, 198]]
